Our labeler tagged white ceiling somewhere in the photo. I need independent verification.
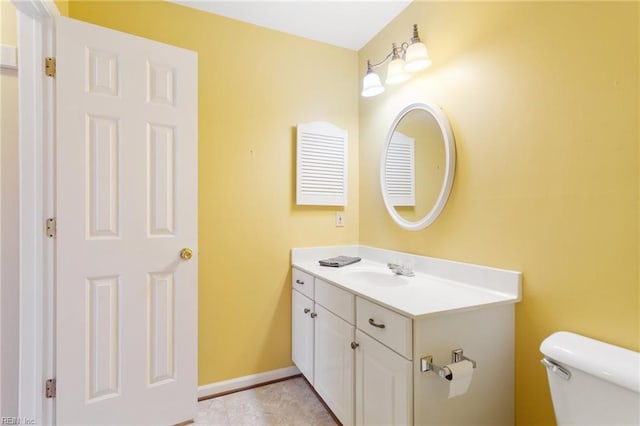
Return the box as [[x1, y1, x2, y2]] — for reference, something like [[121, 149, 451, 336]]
[[168, 0, 412, 51]]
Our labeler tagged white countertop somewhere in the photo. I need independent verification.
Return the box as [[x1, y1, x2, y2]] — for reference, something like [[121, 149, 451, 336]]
[[292, 246, 521, 320]]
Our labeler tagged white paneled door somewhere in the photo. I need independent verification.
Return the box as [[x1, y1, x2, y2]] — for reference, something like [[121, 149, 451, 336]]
[[55, 16, 197, 425]]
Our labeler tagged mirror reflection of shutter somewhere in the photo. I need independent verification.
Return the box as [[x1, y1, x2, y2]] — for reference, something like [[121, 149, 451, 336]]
[[386, 131, 415, 207], [296, 122, 347, 206]]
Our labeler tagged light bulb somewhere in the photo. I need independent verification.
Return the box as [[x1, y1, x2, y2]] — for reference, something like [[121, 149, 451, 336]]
[[361, 70, 384, 97], [385, 58, 410, 85], [404, 41, 431, 72]]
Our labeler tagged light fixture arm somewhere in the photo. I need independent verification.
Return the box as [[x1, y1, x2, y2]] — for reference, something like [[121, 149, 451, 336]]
[[366, 41, 411, 70], [367, 53, 394, 70]]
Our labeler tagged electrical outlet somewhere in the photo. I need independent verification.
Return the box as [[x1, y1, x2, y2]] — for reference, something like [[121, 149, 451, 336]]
[[336, 212, 345, 227]]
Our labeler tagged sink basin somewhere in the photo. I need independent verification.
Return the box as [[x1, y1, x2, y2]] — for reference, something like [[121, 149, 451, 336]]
[[340, 268, 410, 287]]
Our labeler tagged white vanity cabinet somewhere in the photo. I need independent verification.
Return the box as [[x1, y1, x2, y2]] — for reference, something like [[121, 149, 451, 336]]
[[291, 269, 356, 425], [291, 255, 519, 426], [292, 268, 412, 426]]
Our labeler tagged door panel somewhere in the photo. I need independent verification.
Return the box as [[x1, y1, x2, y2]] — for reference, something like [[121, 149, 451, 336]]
[[355, 331, 412, 426], [292, 290, 314, 384], [56, 16, 197, 425], [314, 304, 355, 425]]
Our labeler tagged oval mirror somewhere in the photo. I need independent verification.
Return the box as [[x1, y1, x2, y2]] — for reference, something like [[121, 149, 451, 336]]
[[380, 103, 456, 231]]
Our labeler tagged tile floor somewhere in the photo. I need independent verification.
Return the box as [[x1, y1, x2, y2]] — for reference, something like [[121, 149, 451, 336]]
[[194, 376, 338, 426]]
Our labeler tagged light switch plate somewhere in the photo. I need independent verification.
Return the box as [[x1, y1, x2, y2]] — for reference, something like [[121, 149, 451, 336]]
[[336, 212, 345, 227]]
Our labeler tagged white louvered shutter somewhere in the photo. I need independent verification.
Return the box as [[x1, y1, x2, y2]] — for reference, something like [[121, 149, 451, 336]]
[[296, 121, 347, 206], [385, 131, 415, 206]]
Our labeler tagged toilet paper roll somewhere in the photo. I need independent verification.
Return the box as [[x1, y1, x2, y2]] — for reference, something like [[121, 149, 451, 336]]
[[445, 360, 474, 398]]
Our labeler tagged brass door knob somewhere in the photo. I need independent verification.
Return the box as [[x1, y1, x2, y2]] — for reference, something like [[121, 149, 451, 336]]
[[180, 248, 193, 260]]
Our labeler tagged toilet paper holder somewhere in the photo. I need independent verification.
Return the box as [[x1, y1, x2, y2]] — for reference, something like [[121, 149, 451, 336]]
[[420, 348, 477, 381]]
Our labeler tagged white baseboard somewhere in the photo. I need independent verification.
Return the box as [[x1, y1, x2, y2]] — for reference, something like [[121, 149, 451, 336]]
[[198, 366, 301, 399]]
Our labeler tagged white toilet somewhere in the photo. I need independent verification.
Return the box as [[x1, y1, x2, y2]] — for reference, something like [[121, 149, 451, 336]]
[[540, 331, 640, 425]]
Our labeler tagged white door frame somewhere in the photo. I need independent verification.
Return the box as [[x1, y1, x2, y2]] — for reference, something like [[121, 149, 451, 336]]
[[13, 0, 57, 423]]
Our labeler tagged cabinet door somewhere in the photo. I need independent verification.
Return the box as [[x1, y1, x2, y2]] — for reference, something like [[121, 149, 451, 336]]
[[355, 330, 412, 426], [314, 304, 355, 425], [292, 290, 315, 384]]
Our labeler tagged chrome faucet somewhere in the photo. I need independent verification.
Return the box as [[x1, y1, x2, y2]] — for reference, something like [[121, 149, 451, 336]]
[[387, 262, 415, 277]]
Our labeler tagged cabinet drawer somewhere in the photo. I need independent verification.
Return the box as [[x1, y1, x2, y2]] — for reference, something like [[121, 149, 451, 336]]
[[315, 279, 355, 324], [356, 297, 412, 360], [292, 268, 314, 299]]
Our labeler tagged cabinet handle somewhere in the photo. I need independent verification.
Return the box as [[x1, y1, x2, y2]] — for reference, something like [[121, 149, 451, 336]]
[[350, 342, 359, 350], [295, 279, 305, 285], [368, 318, 386, 329], [310, 312, 317, 318], [304, 308, 310, 314]]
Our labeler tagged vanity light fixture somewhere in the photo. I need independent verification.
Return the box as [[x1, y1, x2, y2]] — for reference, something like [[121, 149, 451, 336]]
[[361, 24, 432, 98]]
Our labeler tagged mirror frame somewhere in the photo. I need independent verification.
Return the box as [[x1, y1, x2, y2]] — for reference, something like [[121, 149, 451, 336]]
[[380, 103, 456, 231]]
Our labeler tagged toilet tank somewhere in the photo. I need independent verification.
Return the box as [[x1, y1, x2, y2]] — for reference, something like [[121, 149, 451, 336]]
[[540, 331, 640, 425]]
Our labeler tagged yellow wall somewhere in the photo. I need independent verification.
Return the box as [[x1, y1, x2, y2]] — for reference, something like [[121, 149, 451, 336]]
[[359, 2, 639, 424], [54, 0, 69, 16], [67, 1, 359, 384], [1, 1, 17, 45]]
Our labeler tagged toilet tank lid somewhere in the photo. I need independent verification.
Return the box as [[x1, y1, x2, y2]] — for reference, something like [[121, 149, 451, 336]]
[[540, 331, 640, 394]]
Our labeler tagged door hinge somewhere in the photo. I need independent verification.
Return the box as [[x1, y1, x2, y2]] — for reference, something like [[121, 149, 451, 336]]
[[45, 57, 56, 77], [46, 218, 57, 238], [45, 378, 56, 398]]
